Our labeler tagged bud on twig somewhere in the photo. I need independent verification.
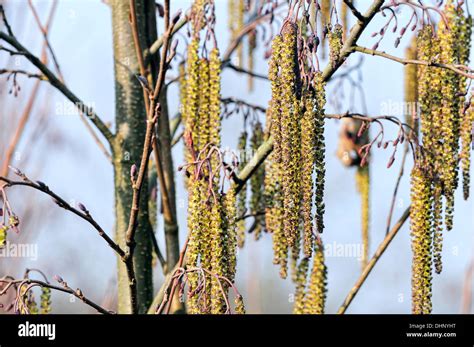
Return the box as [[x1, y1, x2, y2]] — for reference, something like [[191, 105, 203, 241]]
[[130, 164, 138, 183]]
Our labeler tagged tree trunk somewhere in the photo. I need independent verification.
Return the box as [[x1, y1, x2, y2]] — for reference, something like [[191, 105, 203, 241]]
[[110, 0, 156, 314]]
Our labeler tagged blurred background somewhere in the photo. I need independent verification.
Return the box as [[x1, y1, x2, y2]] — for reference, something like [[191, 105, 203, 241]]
[[0, 0, 473, 314]]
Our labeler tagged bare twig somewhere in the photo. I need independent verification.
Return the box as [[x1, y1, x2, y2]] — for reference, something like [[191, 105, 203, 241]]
[[0, 276, 113, 314], [0, 174, 125, 258], [337, 206, 411, 314], [353, 45, 474, 80], [0, 31, 114, 144]]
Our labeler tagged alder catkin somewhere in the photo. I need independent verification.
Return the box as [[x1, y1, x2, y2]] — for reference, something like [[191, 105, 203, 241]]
[[250, 121, 265, 240], [341, 0, 349, 41], [459, 14, 473, 200], [356, 165, 370, 269], [320, 0, 331, 60], [266, 23, 327, 280], [437, 1, 462, 231], [280, 22, 301, 248], [237, 130, 248, 248], [197, 58, 211, 152], [328, 24, 343, 69], [410, 164, 433, 314], [293, 258, 309, 314], [209, 48, 222, 148], [314, 72, 327, 236], [404, 37, 418, 133], [301, 92, 316, 258], [303, 240, 327, 314], [40, 287, 52, 314]]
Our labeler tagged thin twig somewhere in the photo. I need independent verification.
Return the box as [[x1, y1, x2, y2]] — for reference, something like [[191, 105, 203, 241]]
[[0, 31, 114, 144], [353, 45, 474, 80], [337, 206, 411, 314], [0, 277, 113, 314], [0, 175, 125, 258]]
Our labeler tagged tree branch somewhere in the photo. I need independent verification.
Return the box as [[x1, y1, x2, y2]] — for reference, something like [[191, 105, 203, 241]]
[[0, 31, 114, 145], [337, 206, 411, 314], [352, 45, 474, 79], [0, 174, 125, 258], [0, 276, 113, 314]]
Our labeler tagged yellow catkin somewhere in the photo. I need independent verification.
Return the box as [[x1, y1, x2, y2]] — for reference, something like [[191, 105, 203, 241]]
[[303, 241, 327, 314], [267, 34, 289, 278], [234, 295, 246, 314], [280, 22, 301, 249], [186, 177, 205, 313], [432, 184, 443, 275], [191, 0, 207, 31], [178, 62, 187, 119], [269, 35, 283, 164], [210, 200, 226, 314], [301, 93, 316, 258], [223, 188, 238, 283], [418, 25, 441, 175], [250, 121, 265, 240], [265, 131, 288, 278], [461, 102, 473, 200], [40, 287, 51, 314], [236, 0, 244, 67], [0, 225, 6, 247], [341, 0, 349, 41], [183, 38, 200, 164], [417, 25, 443, 276], [459, 15, 473, 200], [328, 24, 343, 69], [264, 120, 288, 278], [209, 48, 222, 148], [410, 164, 433, 314], [228, 0, 236, 36], [314, 72, 327, 235], [266, 28, 327, 278], [404, 37, 418, 133], [237, 130, 248, 248], [197, 58, 210, 152], [437, 1, 462, 231], [248, 29, 257, 91], [356, 165, 370, 269], [293, 258, 309, 314], [28, 291, 38, 314], [320, 0, 331, 60], [229, 0, 245, 67]]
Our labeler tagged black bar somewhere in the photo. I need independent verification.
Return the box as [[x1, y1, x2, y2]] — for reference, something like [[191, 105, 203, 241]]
[[0, 314, 472, 346]]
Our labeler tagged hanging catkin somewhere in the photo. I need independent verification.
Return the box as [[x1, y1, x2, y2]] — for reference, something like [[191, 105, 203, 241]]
[[437, 1, 463, 232], [328, 24, 343, 69], [356, 165, 370, 269], [459, 14, 473, 200], [266, 13, 327, 283], [340, 0, 349, 41], [320, 0, 331, 60], [280, 22, 301, 249], [293, 258, 309, 314], [250, 121, 266, 240], [303, 240, 327, 314], [404, 37, 418, 133], [266, 34, 289, 278], [183, 1, 241, 314], [237, 130, 248, 248], [410, 163, 433, 314]]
